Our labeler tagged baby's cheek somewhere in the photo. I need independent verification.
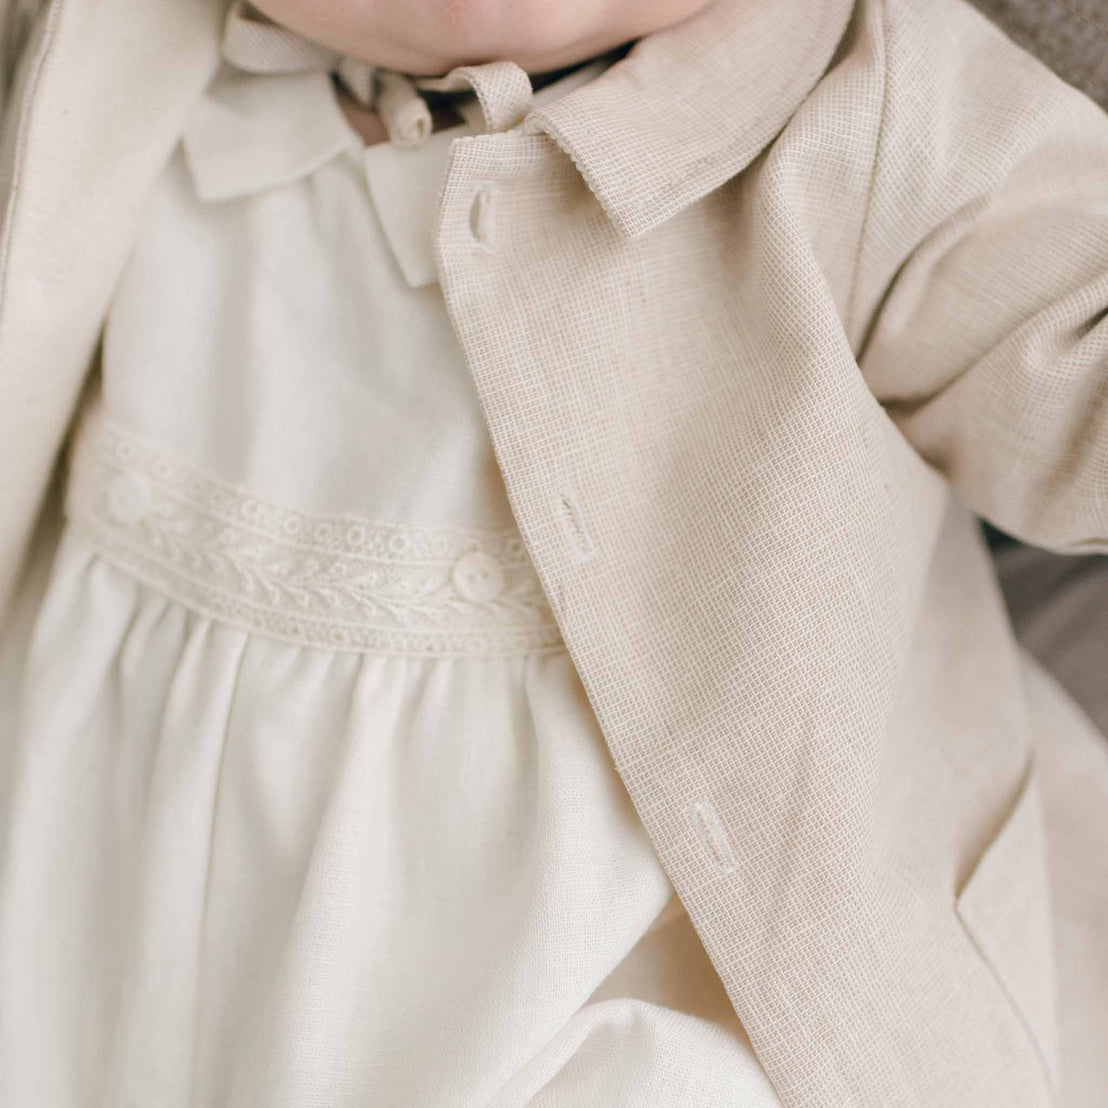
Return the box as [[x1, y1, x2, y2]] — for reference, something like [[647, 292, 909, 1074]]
[[244, 0, 359, 47]]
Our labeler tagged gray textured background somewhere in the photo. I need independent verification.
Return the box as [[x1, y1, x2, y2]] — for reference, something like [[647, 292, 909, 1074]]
[[969, 0, 1108, 738], [972, 0, 1108, 109]]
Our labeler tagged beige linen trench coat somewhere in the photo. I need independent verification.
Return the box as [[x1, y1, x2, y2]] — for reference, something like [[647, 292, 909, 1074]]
[[1, 0, 1107, 1105]]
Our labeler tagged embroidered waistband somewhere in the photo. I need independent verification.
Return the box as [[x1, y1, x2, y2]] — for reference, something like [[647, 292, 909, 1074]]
[[64, 407, 564, 657]]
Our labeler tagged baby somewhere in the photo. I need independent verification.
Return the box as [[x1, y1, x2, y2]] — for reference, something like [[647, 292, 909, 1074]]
[[0, 0, 1106, 1106]]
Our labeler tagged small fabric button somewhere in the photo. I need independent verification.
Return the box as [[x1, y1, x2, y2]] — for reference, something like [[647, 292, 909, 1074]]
[[451, 550, 506, 602], [104, 474, 152, 524], [468, 184, 497, 248]]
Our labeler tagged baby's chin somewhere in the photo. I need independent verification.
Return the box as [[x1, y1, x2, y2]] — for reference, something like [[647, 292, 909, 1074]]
[[247, 0, 716, 76]]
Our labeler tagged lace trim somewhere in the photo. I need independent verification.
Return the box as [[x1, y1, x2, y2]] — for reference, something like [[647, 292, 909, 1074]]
[[64, 408, 564, 656]]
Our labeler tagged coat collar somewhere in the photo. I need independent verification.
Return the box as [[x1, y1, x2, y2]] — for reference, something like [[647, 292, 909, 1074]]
[[187, 0, 855, 241], [524, 0, 856, 237]]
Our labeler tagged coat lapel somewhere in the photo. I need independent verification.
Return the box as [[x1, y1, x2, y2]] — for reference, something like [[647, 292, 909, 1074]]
[[0, 0, 226, 618]]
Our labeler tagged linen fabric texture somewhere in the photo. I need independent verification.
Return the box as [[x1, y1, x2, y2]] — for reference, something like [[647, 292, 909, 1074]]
[[0, 0, 1107, 1106]]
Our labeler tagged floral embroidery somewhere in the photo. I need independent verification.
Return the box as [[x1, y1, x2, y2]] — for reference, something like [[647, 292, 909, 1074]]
[[65, 408, 563, 657]]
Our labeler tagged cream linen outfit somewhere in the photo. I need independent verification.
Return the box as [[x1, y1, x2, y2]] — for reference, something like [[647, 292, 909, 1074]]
[[4, 0, 1108, 1104], [0, 48, 781, 1108]]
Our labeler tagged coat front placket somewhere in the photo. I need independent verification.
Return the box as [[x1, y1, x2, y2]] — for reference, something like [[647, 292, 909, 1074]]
[[428, 117, 1050, 1108]]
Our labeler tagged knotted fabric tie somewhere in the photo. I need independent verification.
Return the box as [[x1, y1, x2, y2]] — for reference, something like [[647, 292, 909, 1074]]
[[222, 0, 432, 147]]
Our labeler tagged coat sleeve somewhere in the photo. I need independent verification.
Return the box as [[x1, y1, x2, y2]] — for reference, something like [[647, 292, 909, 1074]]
[[851, 0, 1108, 554]]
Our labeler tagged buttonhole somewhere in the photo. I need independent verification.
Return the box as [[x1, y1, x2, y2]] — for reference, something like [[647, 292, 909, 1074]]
[[688, 801, 737, 875], [557, 490, 596, 563], [469, 183, 498, 250]]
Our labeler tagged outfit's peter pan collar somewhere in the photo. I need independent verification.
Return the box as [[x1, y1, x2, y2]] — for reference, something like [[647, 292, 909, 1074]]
[[182, 68, 356, 204], [182, 57, 609, 288]]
